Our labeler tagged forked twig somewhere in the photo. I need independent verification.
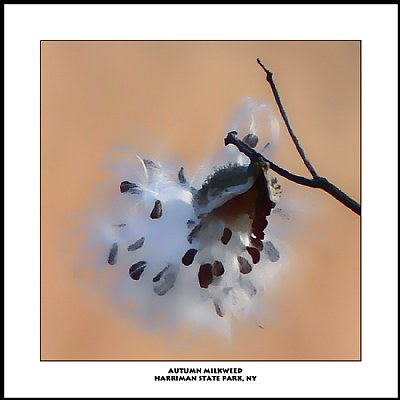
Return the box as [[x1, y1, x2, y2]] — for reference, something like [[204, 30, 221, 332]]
[[224, 59, 361, 216]]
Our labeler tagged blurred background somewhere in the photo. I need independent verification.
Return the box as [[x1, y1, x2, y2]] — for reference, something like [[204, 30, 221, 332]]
[[41, 41, 360, 360]]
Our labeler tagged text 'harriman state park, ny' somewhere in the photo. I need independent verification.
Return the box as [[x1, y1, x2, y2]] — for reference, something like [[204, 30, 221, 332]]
[[154, 368, 257, 382]]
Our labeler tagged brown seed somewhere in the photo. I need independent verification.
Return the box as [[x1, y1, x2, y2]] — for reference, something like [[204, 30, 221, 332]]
[[120, 181, 141, 194], [152, 265, 177, 296], [107, 242, 118, 265], [212, 260, 225, 277], [246, 247, 260, 264], [152, 265, 169, 283], [237, 256, 252, 274], [178, 167, 187, 185], [127, 237, 145, 251], [198, 263, 213, 288], [129, 261, 147, 280], [221, 227, 233, 245], [150, 200, 162, 219], [182, 248, 198, 266], [250, 236, 264, 251], [243, 133, 259, 148]]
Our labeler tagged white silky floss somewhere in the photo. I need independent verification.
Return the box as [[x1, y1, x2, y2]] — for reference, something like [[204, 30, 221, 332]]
[[80, 98, 293, 336]]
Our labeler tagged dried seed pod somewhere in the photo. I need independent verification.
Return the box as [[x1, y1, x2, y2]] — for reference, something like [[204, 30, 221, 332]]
[[129, 261, 147, 280], [107, 243, 118, 265], [237, 256, 252, 274], [127, 237, 145, 252], [198, 263, 213, 288], [181, 248, 198, 266], [150, 200, 163, 219]]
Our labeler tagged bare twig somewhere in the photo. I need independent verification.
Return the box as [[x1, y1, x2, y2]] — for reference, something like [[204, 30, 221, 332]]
[[257, 58, 318, 178], [223, 60, 361, 216]]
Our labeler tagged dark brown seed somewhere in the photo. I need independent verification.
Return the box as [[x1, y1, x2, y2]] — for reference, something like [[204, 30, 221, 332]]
[[150, 200, 162, 219], [127, 237, 145, 251], [198, 263, 213, 288], [153, 265, 177, 296], [243, 133, 259, 148], [246, 247, 261, 264], [107, 243, 118, 265], [212, 260, 225, 277], [129, 261, 147, 280], [182, 248, 198, 266], [178, 167, 187, 184], [120, 181, 141, 194], [214, 301, 224, 317], [221, 227, 233, 245], [250, 236, 264, 251], [152, 266, 169, 283], [237, 256, 252, 274]]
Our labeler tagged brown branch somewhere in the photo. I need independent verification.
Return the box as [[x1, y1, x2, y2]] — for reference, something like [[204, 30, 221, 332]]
[[224, 132, 361, 215], [224, 59, 360, 216], [257, 58, 318, 178]]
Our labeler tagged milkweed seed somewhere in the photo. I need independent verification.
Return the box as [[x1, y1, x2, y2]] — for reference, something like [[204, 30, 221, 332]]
[[212, 260, 225, 277], [150, 200, 163, 219], [178, 167, 187, 184], [237, 256, 252, 274], [214, 301, 224, 317], [198, 263, 213, 288], [182, 248, 198, 266], [221, 227, 233, 245], [246, 247, 260, 264], [264, 241, 280, 262], [129, 261, 147, 280], [120, 181, 141, 194], [243, 133, 259, 148], [250, 236, 264, 251], [153, 265, 177, 296], [107, 243, 118, 265], [127, 237, 145, 251]]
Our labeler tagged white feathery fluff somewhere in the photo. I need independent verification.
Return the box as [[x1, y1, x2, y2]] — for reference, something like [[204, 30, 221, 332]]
[[78, 98, 294, 336]]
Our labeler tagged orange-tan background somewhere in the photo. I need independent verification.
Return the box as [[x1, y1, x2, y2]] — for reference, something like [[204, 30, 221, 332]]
[[41, 41, 360, 360]]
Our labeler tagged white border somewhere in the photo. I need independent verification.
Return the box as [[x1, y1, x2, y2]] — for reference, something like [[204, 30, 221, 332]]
[[4, 4, 398, 398]]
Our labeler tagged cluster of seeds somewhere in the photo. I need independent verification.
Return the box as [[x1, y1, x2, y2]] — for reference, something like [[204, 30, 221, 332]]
[[106, 149, 281, 319]]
